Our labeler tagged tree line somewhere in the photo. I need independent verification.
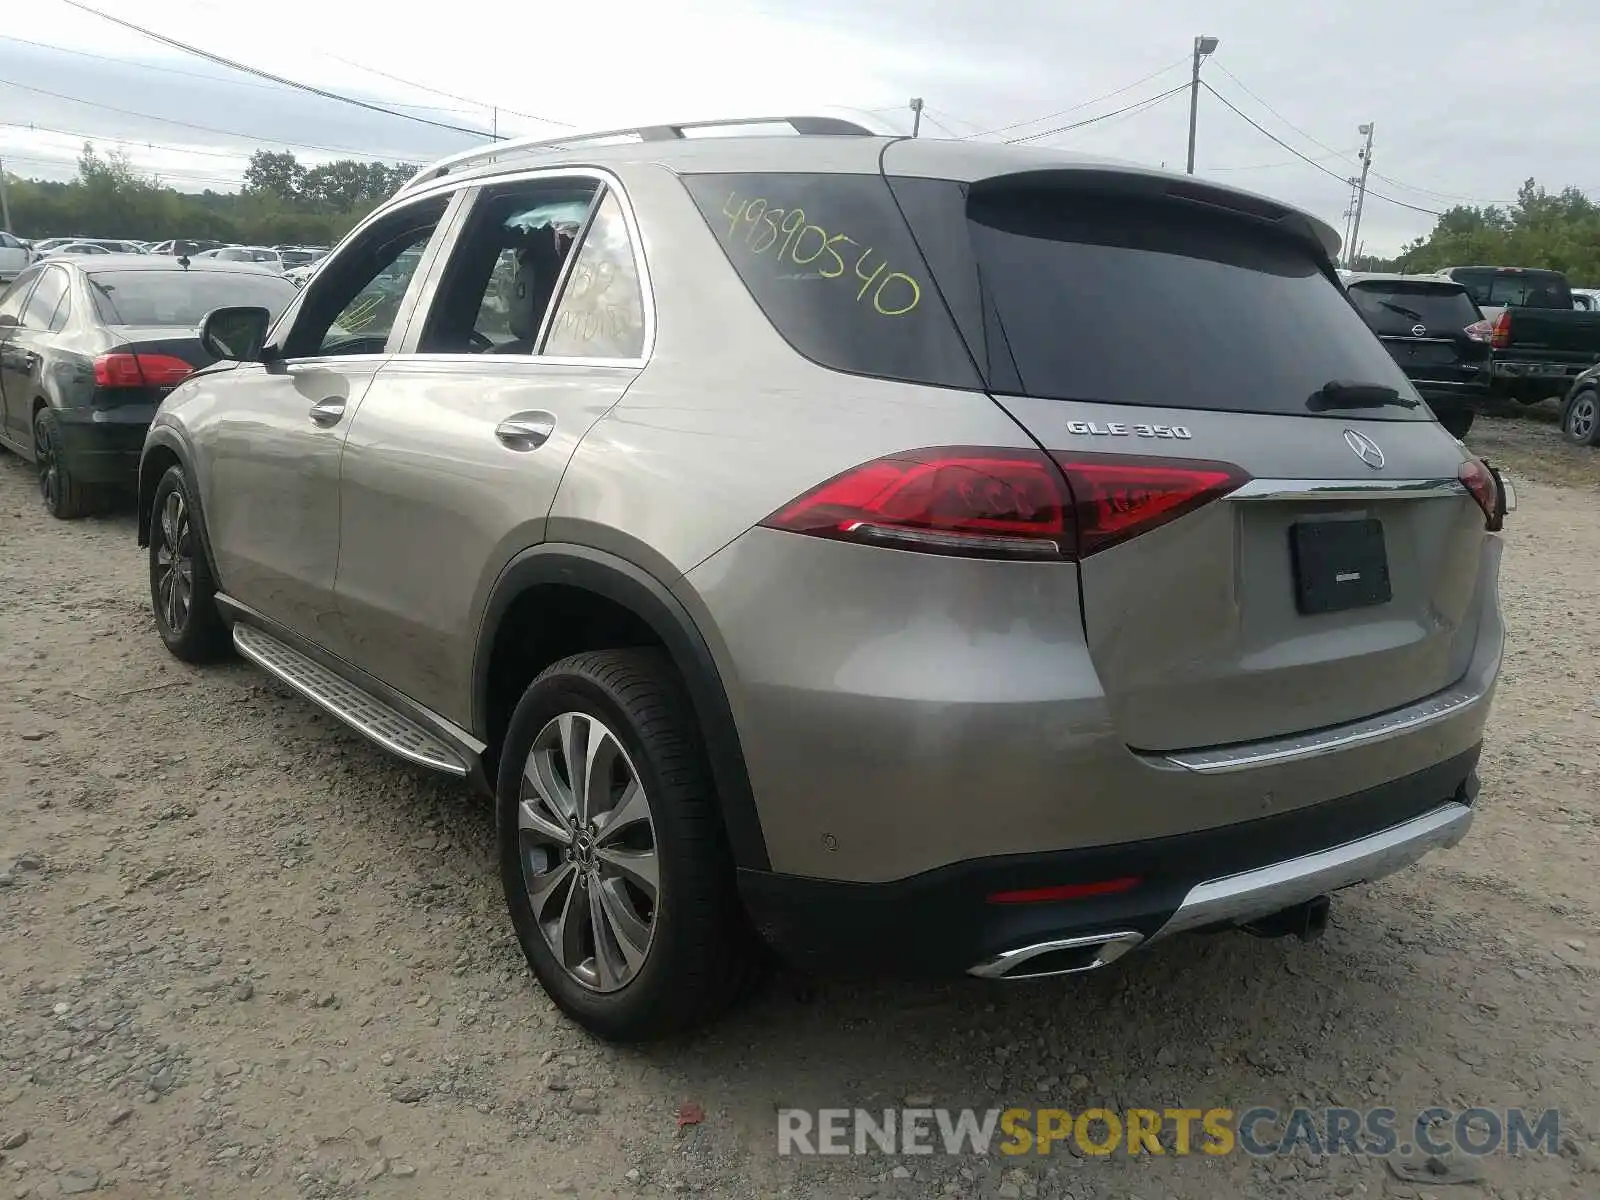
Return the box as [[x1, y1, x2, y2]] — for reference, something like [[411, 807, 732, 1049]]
[[1358, 179, 1600, 284], [2, 146, 416, 246]]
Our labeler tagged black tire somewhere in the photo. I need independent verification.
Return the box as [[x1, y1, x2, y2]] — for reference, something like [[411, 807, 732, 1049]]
[[1437, 408, 1474, 439], [1561, 388, 1600, 447], [34, 407, 94, 520], [148, 466, 230, 663], [497, 648, 759, 1041]]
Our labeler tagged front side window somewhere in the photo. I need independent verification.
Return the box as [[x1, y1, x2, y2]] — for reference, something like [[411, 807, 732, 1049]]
[[21, 269, 66, 329], [543, 190, 647, 360], [281, 195, 450, 358]]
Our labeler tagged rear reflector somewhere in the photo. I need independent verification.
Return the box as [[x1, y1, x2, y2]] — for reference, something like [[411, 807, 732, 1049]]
[[762, 447, 1248, 561], [987, 877, 1142, 905], [93, 352, 194, 389]]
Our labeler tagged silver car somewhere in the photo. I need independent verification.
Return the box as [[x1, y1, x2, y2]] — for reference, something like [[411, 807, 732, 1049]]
[[135, 113, 1510, 1041]]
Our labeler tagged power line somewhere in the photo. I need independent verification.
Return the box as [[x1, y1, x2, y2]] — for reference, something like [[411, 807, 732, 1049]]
[[1006, 82, 1191, 145], [1209, 61, 1514, 208], [2, 119, 253, 161], [57, 0, 499, 140], [174, 0, 574, 128], [974, 54, 1191, 139], [1200, 82, 1441, 217], [0, 77, 427, 160], [0, 33, 480, 115]]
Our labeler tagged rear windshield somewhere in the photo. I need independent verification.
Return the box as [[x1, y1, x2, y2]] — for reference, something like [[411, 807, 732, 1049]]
[[1451, 269, 1570, 308], [1347, 281, 1481, 335], [87, 269, 296, 327], [948, 184, 1422, 417]]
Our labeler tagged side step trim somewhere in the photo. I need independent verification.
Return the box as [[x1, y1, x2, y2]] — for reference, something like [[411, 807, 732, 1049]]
[[233, 624, 469, 777]]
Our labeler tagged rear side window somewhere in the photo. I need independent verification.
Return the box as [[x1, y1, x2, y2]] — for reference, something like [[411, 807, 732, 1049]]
[[1347, 282, 1481, 335], [682, 172, 979, 390], [21, 269, 66, 329], [896, 179, 1422, 419]]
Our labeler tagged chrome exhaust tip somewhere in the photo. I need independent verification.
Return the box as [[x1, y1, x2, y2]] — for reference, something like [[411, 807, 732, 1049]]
[[968, 931, 1144, 981]]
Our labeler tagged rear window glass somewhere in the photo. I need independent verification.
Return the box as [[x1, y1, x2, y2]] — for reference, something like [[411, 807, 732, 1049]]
[[953, 187, 1423, 418], [87, 270, 296, 327], [681, 172, 979, 390], [1451, 269, 1570, 308], [1347, 282, 1480, 335]]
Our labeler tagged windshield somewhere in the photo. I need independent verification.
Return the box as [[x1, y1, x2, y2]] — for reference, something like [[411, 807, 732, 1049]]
[[1347, 282, 1481, 335], [88, 269, 296, 326]]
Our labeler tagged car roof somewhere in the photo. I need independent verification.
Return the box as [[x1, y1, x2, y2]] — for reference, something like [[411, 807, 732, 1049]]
[[405, 131, 1342, 259], [73, 254, 290, 275]]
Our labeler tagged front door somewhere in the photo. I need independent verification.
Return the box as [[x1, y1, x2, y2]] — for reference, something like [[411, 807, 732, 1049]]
[[0, 267, 43, 448], [191, 191, 459, 652], [332, 176, 651, 722]]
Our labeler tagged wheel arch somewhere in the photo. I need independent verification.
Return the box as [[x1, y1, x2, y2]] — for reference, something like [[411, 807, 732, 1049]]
[[137, 425, 221, 581], [473, 545, 770, 871]]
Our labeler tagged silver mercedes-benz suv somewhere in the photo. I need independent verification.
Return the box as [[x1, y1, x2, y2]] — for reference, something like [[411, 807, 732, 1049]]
[[136, 112, 1509, 1041]]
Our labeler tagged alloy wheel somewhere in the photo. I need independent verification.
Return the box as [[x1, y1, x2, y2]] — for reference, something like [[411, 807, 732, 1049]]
[[517, 712, 659, 992], [1569, 393, 1598, 442], [154, 490, 194, 633], [35, 420, 58, 509]]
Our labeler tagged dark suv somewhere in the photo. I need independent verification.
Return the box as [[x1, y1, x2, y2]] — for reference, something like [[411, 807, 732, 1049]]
[[1342, 272, 1490, 437]]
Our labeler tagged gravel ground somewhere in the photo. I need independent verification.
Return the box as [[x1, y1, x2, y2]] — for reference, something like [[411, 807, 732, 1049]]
[[1, 411, 1597, 1200]]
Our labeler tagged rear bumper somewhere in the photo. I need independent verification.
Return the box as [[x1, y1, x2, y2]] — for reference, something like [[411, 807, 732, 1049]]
[[53, 403, 157, 484], [738, 747, 1480, 977]]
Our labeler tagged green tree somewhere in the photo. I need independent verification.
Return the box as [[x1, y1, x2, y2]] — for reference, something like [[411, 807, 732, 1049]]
[[1393, 178, 1600, 284], [243, 150, 306, 202]]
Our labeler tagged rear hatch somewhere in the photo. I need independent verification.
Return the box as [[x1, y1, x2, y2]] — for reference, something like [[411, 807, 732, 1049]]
[[882, 158, 1493, 751], [1345, 278, 1491, 390]]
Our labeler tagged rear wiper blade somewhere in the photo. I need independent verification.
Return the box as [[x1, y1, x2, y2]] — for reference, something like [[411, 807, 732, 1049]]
[[1377, 299, 1426, 322], [1307, 381, 1421, 412]]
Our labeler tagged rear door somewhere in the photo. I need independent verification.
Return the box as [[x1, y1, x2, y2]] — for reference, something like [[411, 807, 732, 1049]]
[[331, 172, 649, 722], [0, 267, 69, 443], [887, 165, 1491, 752], [0, 267, 42, 446]]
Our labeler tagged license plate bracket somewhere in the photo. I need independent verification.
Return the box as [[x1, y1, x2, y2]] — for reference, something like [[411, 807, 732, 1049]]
[[1289, 519, 1391, 615]]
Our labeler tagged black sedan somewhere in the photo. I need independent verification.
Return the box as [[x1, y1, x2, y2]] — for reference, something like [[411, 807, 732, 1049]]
[[0, 255, 296, 518]]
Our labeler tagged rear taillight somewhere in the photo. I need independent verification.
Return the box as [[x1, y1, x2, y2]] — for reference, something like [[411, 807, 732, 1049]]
[[760, 447, 1248, 561], [93, 352, 194, 389], [1464, 319, 1493, 343], [1490, 311, 1512, 349], [1458, 458, 1504, 531], [1048, 454, 1249, 557]]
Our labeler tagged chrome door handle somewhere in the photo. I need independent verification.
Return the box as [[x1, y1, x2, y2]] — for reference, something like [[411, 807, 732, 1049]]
[[308, 398, 346, 427], [495, 412, 556, 451]]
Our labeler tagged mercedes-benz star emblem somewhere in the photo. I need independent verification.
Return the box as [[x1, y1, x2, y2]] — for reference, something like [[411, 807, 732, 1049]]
[[1410, 323, 1427, 337], [1343, 428, 1386, 470]]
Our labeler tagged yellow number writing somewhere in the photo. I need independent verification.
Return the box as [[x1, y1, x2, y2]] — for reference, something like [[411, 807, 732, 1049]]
[[818, 233, 855, 279], [873, 272, 921, 317], [722, 192, 747, 239], [776, 208, 807, 260], [751, 207, 783, 254], [790, 225, 829, 265], [854, 247, 886, 302]]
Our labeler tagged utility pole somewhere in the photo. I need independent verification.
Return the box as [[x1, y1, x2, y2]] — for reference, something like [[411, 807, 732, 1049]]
[[1341, 175, 1359, 261], [1347, 123, 1375, 269], [1186, 35, 1219, 174], [0, 157, 12, 233], [909, 97, 923, 138], [492, 107, 499, 139]]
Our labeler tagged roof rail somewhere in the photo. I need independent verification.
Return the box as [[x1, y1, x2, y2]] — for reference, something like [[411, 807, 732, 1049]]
[[395, 109, 903, 196]]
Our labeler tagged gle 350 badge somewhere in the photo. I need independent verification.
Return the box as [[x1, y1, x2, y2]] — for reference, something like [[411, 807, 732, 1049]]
[[1065, 420, 1193, 439]]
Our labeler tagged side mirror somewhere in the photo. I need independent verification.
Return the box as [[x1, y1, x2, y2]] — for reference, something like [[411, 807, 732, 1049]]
[[200, 306, 272, 362], [0, 313, 17, 328]]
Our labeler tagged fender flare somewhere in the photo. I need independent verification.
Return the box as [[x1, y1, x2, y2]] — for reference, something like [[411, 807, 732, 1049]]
[[473, 544, 770, 871], [137, 424, 221, 582]]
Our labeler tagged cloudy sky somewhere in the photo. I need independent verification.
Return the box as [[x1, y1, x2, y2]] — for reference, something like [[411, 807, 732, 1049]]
[[2, 0, 1596, 255]]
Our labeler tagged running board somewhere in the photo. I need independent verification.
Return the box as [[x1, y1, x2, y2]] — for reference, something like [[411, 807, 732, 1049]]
[[232, 624, 470, 777]]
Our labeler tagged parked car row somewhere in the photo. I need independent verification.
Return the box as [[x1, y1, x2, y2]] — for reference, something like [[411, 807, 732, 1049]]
[[0, 255, 297, 516], [1, 117, 1516, 1043]]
